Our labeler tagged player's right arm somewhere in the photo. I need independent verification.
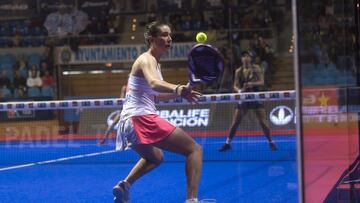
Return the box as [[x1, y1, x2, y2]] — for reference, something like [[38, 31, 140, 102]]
[[133, 54, 200, 102], [135, 54, 179, 93], [233, 68, 242, 93]]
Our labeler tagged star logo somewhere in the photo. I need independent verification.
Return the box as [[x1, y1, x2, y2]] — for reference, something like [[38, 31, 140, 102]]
[[318, 92, 330, 106]]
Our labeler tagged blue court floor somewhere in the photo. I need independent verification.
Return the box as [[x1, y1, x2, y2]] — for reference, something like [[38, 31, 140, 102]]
[[0, 136, 298, 203]]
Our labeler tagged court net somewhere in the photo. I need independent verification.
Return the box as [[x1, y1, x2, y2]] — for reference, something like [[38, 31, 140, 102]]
[[0, 90, 296, 166]]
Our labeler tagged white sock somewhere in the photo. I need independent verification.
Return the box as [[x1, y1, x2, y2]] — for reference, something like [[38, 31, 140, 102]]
[[185, 198, 198, 203], [225, 138, 232, 145]]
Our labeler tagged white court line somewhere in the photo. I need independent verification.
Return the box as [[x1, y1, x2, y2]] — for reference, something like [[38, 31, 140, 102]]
[[203, 139, 294, 145], [1, 143, 115, 148], [0, 149, 118, 172], [0, 139, 294, 171]]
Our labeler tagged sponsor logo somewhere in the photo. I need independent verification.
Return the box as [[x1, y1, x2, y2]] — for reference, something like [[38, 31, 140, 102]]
[[60, 102, 68, 107], [94, 101, 100, 106], [269, 106, 294, 126], [220, 95, 230, 101], [157, 108, 210, 127], [16, 104, 25, 109], [245, 94, 255, 100], [37, 103, 46, 108], [270, 93, 280, 99], [198, 96, 206, 102], [7, 109, 34, 119], [81, 101, 91, 106], [173, 97, 183, 103], [104, 100, 113, 106]]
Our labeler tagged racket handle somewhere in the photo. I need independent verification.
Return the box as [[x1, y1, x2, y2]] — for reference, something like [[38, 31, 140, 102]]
[[186, 82, 193, 89]]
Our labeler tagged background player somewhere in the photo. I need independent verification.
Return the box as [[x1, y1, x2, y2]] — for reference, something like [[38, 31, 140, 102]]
[[219, 51, 277, 152]]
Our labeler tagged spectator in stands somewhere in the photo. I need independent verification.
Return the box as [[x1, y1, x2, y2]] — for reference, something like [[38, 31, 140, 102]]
[[262, 44, 275, 73], [112, 15, 123, 33], [192, 13, 205, 30], [0, 70, 11, 89], [147, 4, 157, 23], [255, 36, 267, 59], [12, 69, 27, 93], [18, 59, 28, 78], [28, 64, 40, 77], [12, 31, 21, 47], [319, 45, 331, 65], [0, 85, 11, 98], [255, 56, 269, 86], [40, 61, 52, 77], [181, 14, 192, 31], [27, 69, 42, 88], [14, 87, 26, 98], [109, 0, 125, 14], [43, 45, 54, 63], [41, 70, 54, 87]]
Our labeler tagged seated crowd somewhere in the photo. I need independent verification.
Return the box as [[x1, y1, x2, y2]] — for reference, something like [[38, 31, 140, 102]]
[[0, 0, 283, 100], [0, 56, 54, 100]]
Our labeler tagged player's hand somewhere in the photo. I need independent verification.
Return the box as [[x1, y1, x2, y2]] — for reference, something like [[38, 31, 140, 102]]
[[178, 85, 201, 103]]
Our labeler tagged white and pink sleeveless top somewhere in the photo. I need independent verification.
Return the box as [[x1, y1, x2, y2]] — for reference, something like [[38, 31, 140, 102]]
[[120, 66, 163, 119]]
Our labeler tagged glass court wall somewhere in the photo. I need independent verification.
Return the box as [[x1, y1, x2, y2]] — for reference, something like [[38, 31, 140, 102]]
[[296, 0, 360, 202]]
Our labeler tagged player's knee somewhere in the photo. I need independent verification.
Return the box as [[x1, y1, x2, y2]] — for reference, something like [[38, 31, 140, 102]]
[[193, 143, 203, 157], [153, 157, 163, 166], [152, 151, 164, 166]]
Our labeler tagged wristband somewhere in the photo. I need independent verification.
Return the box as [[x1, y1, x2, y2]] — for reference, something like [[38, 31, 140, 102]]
[[174, 84, 181, 96]]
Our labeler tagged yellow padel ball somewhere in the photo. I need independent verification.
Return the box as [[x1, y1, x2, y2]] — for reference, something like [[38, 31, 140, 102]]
[[196, 32, 207, 43]]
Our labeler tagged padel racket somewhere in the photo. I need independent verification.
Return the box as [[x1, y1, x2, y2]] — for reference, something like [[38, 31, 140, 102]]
[[187, 44, 224, 87]]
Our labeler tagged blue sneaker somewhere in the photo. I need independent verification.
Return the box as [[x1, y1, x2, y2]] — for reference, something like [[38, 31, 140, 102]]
[[219, 143, 231, 152], [269, 141, 278, 151], [113, 181, 130, 203]]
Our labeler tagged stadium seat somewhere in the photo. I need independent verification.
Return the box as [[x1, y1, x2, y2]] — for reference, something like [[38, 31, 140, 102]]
[[27, 87, 41, 97], [27, 53, 42, 66], [0, 39, 7, 47], [41, 86, 54, 97], [0, 86, 12, 98]]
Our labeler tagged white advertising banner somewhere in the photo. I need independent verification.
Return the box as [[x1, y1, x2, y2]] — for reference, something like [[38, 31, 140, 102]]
[[56, 42, 195, 65]]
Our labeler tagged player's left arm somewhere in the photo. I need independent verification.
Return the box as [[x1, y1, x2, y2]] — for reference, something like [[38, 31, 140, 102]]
[[155, 93, 178, 101], [247, 65, 265, 86]]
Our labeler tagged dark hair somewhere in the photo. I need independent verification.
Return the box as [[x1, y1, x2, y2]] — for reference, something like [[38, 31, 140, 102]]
[[241, 50, 252, 57], [144, 21, 171, 47]]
